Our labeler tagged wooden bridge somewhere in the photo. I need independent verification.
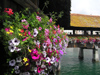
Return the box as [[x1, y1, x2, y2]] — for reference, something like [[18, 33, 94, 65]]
[[67, 35, 100, 62]]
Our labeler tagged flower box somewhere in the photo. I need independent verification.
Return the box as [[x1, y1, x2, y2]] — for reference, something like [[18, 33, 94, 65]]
[[0, 8, 68, 75]]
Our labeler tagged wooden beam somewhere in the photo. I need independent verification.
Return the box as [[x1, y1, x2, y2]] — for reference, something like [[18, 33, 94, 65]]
[[31, 0, 39, 6], [13, 0, 39, 12]]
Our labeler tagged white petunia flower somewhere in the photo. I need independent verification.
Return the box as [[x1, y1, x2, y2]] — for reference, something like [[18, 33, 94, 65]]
[[36, 60, 41, 65], [33, 32, 38, 37], [41, 64, 46, 68], [8, 45, 16, 52], [42, 51, 46, 57], [48, 66, 52, 70], [46, 57, 51, 63], [34, 40, 37, 44], [14, 66, 19, 70], [15, 48, 21, 51], [15, 70, 20, 74], [16, 57, 22, 62], [42, 43, 47, 49], [8, 39, 13, 45], [53, 46, 56, 50], [33, 28, 38, 37], [34, 67, 37, 73], [12, 38, 20, 46], [34, 28, 38, 33], [49, 44, 52, 48], [36, 40, 40, 45], [40, 70, 47, 75], [9, 59, 16, 66], [50, 56, 55, 64]]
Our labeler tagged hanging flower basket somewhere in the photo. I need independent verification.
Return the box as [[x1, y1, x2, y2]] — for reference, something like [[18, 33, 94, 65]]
[[0, 8, 68, 75]]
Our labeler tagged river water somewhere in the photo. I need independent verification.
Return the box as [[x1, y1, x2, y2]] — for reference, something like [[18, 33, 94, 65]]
[[60, 48, 100, 75]]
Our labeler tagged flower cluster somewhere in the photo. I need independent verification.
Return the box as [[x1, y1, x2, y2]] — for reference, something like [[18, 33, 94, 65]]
[[69, 36, 100, 44], [1, 8, 68, 75]]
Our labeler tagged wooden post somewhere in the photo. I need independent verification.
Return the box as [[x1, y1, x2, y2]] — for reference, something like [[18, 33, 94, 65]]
[[73, 30, 75, 35], [91, 30, 93, 35], [92, 45, 99, 62], [79, 48, 84, 60]]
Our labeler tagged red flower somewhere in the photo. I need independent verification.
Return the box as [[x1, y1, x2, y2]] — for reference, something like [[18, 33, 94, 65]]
[[24, 32, 27, 36], [59, 39, 61, 43], [57, 25, 60, 28], [4, 8, 14, 16], [53, 30, 56, 34], [64, 35, 66, 38], [36, 44, 40, 49], [20, 29, 24, 33], [36, 12, 39, 14]]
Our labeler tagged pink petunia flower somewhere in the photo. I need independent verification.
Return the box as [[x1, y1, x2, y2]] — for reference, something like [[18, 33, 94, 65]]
[[53, 38, 57, 43], [21, 19, 27, 22], [57, 28, 61, 34], [46, 38, 51, 45], [22, 37, 28, 41], [39, 27, 42, 31], [21, 19, 29, 29], [5, 28, 10, 32], [28, 31, 31, 36], [36, 16, 41, 21], [45, 29, 49, 36], [22, 24, 29, 29], [49, 18, 52, 23], [37, 67, 42, 73], [54, 25, 57, 29], [31, 50, 40, 60]]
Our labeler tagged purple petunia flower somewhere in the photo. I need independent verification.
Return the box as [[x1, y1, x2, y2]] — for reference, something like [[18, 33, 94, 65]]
[[59, 50, 64, 55], [14, 66, 19, 70], [9, 59, 16, 66], [59, 43, 62, 49]]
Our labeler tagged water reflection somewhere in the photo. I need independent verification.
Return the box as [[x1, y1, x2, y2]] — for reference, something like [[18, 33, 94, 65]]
[[60, 48, 100, 75]]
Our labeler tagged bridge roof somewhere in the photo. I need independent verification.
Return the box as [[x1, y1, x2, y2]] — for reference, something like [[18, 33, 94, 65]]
[[71, 13, 100, 28]]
